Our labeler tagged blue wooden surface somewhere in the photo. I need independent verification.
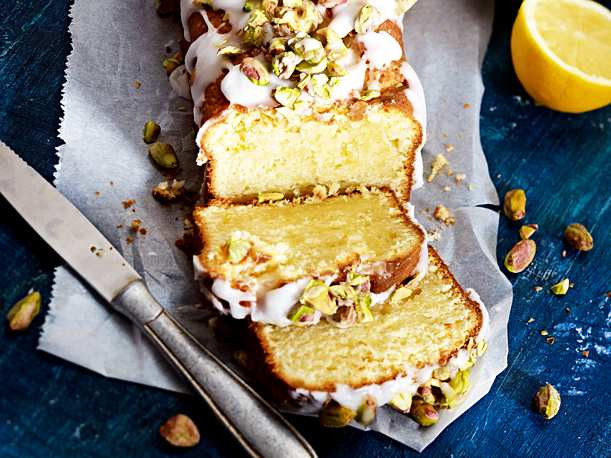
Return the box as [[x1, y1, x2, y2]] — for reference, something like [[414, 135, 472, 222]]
[[1, 1, 610, 456]]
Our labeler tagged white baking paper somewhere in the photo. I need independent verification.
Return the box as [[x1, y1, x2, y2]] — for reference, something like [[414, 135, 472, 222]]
[[39, 0, 512, 452]]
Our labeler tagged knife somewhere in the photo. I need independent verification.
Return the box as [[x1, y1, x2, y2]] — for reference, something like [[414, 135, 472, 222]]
[[0, 141, 317, 458]]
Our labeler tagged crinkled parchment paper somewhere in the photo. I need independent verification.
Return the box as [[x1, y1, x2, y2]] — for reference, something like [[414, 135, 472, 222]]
[[39, 0, 511, 451]]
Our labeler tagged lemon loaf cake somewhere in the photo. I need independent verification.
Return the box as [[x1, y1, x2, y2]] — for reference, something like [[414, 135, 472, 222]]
[[252, 247, 490, 427], [193, 188, 427, 327], [177, 0, 425, 201]]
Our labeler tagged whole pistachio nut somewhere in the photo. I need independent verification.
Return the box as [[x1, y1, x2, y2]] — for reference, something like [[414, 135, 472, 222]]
[[410, 400, 439, 427], [355, 395, 377, 427], [301, 280, 336, 314], [149, 142, 179, 169], [504, 239, 536, 273], [159, 414, 200, 447], [272, 51, 302, 79], [355, 5, 380, 34], [550, 278, 570, 296], [533, 383, 561, 420], [311, 74, 332, 99], [226, 236, 251, 264], [503, 188, 526, 221], [319, 400, 356, 428], [142, 120, 161, 144], [241, 57, 270, 86], [388, 392, 412, 413], [519, 223, 538, 240], [6, 291, 41, 331], [564, 223, 593, 251], [274, 87, 301, 108]]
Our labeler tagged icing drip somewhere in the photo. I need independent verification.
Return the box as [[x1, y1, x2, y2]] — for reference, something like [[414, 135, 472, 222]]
[[359, 31, 403, 69]]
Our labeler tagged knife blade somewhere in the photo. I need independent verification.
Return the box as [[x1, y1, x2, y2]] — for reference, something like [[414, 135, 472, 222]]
[[0, 141, 140, 302], [0, 141, 317, 458]]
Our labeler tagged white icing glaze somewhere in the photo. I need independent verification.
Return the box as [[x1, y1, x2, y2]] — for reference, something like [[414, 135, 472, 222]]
[[329, 1, 365, 38], [359, 31, 403, 69], [251, 278, 315, 326], [401, 61, 426, 190]]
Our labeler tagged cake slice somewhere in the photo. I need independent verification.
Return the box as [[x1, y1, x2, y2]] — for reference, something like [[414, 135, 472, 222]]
[[193, 188, 427, 327], [177, 1, 425, 202], [251, 247, 490, 427]]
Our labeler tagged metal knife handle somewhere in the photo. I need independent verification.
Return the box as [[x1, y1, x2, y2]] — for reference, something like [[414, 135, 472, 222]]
[[112, 281, 316, 458]]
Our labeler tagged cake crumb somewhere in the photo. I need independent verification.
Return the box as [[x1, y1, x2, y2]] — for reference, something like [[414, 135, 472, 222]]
[[109, 181, 114, 186], [581, 350, 589, 358], [433, 205, 456, 225], [546, 336, 555, 345], [455, 173, 466, 184], [133, 80, 142, 89], [534, 286, 543, 292], [116, 224, 123, 229], [126, 236, 134, 244], [561, 250, 567, 257], [468, 183, 475, 191], [152, 179, 185, 203], [427, 154, 448, 183], [540, 329, 548, 336], [122, 199, 136, 209], [463, 103, 471, 109], [427, 229, 442, 242], [95, 191, 101, 197], [527, 317, 535, 323], [139, 228, 147, 235], [444, 143, 454, 153], [130, 219, 142, 232]]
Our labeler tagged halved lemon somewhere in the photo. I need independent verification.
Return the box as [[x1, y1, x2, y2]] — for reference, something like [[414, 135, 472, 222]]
[[511, 0, 611, 113]]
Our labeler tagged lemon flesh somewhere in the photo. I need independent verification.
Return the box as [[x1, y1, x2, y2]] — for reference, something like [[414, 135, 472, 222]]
[[511, 0, 611, 113]]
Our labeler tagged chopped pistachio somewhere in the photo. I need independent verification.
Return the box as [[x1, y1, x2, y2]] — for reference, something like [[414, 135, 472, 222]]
[[272, 51, 302, 79], [355, 5, 379, 34], [316, 27, 347, 61], [6, 291, 41, 331], [261, 0, 279, 14], [550, 278, 569, 296], [163, 55, 182, 75], [427, 153, 449, 182], [503, 189, 526, 221], [149, 142, 179, 169], [226, 236, 251, 264], [355, 395, 377, 427], [564, 223, 593, 251], [389, 392, 412, 413], [257, 192, 284, 203], [311, 74, 331, 99], [295, 57, 328, 74], [269, 37, 288, 55], [329, 284, 352, 299], [410, 400, 439, 427], [301, 280, 336, 314], [390, 286, 413, 304], [291, 36, 325, 64], [289, 305, 315, 323], [540, 329, 548, 336], [326, 61, 346, 77], [319, 401, 356, 428], [242, 10, 268, 46], [240, 58, 270, 86], [504, 239, 536, 273], [142, 120, 161, 144], [533, 383, 561, 420], [217, 45, 244, 56], [432, 366, 451, 382], [355, 294, 373, 323], [159, 414, 200, 447], [360, 89, 380, 101], [346, 271, 368, 287], [274, 87, 301, 108], [519, 223, 538, 240], [242, 0, 256, 12], [297, 72, 311, 89]]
